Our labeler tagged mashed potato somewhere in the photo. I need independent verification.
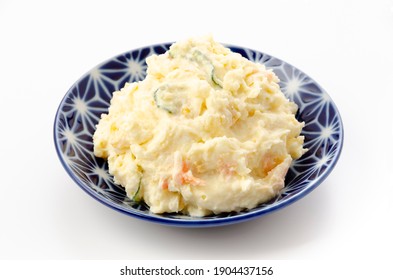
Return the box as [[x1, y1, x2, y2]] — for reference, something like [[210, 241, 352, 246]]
[[93, 36, 306, 216]]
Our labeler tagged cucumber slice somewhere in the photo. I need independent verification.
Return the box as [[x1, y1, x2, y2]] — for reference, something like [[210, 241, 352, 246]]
[[153, 87, 177, 114], [192, 50, 223, 88], [132, 177, 142, 202], [211, 68, 222, 87]]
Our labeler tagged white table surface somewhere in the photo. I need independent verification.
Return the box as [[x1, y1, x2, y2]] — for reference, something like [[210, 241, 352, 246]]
[[1, 0, 392, 265]]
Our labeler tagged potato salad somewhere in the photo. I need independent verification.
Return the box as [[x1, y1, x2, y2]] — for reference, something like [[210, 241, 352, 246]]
[[93, 36, 306, 216]]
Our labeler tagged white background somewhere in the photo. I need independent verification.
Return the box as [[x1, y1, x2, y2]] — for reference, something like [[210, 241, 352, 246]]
[[1, 0, 392, 274]]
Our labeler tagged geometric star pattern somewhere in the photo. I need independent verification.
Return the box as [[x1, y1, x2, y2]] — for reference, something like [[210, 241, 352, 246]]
[[54, 43, 343, 227]]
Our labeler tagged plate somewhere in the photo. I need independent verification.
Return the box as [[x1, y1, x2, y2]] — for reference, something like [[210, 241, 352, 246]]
[[53, 43, 343, 227]]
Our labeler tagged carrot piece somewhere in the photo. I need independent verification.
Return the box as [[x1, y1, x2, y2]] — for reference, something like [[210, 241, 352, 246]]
[[161, 178, 169, 190]]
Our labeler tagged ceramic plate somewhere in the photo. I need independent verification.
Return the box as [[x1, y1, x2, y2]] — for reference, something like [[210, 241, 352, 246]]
[[54, 43, 343, 227]]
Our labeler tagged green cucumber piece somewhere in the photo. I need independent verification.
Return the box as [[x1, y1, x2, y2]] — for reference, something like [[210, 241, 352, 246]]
[[153, 87, 175, 114], [211, 68, 222, 87], [132, 177, 142, 202], [192, 50, 222, 88]]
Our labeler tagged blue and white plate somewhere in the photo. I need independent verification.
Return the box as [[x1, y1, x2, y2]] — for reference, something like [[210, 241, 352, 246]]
[[54, 43, 343, 227]]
